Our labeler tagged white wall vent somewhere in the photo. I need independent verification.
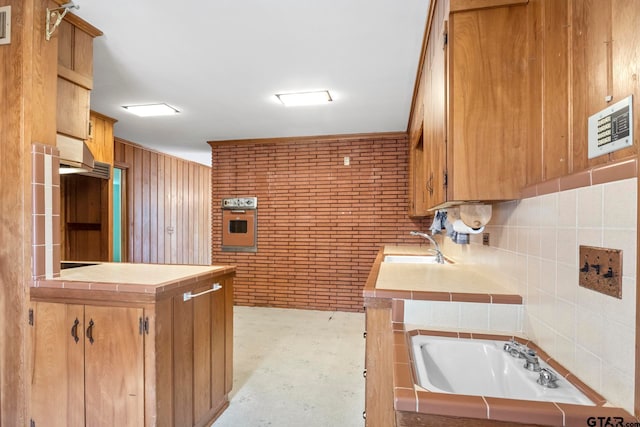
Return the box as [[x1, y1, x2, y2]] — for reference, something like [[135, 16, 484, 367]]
[[0, 6, 11, 46]]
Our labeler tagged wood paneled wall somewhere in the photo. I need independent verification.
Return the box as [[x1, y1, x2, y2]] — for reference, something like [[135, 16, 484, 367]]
[[114, 138, 212, 265], [0, 0, 58, 425]]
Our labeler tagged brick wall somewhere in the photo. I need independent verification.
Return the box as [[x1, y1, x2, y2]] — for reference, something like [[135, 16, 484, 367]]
[[211, 134, 430, 312]]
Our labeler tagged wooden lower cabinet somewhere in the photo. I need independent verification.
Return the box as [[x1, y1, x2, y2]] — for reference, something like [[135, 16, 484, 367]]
[[364, 299, 395, 427], [171, 279, 230, 426], [31, 303, 144, 427], [30, 275, 234, 427]]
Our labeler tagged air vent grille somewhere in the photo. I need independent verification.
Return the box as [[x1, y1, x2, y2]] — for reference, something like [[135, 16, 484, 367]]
[[0, 6, 11, 45], [80, 161, 111, 180]]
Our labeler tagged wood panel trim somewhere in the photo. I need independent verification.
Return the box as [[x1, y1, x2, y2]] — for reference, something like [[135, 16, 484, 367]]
[[449, 0, 529, 13], [207, 131, 407, 147], [57, 66, 93, 90], [62, 12, 103, 37], [90, 110, 118, 124], [637, 167, 640, 417], [116, 137, 210, 167], [406, 2, 434, 133]]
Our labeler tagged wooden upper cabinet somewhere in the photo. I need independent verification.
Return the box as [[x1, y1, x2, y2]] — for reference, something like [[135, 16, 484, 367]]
[[418, 0, 528, 211], [56, 14, 102, 141], [57, 15, 101, 89], [87, 111, 117, 165], [57, 78, 91, 140], [409, 129, 428, 217], [424, 0, 447, 209], [408, 0, 447, 216], [446, 1, 529, 203]]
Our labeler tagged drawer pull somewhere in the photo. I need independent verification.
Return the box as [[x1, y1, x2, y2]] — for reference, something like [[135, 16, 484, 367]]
[[86, 319, 94, 345], [71, 318, 80, 343], [183, 283, 222, 302]]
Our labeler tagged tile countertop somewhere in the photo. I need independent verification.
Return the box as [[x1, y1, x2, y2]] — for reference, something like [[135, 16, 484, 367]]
[[32, 263, 236, 300], [365, 245, 522, 303]]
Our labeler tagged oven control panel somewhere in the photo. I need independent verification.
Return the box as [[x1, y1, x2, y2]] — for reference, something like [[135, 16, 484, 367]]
[[221, 197, 257, 209]]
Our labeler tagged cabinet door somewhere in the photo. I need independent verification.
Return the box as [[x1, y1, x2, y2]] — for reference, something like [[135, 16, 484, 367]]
[[408, 132, 428, 216], [175, 279, 229, 427], [31, 302, 85, 427], [86, 112, 116, 165], [426, 0, 448, 208], [57, 17, 95, 88], [448, 3, 528, 201], [84, 306, 144, 427], [57, 77, 90, 140]]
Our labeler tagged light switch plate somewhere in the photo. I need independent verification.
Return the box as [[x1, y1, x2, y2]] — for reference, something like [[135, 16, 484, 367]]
[[578, 245, 622, 298], [0, 6, 11, 46]]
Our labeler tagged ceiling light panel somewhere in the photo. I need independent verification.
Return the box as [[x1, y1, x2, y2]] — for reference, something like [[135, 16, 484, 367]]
[[122, 103, 180, 117], [275, 90, 333, 106]]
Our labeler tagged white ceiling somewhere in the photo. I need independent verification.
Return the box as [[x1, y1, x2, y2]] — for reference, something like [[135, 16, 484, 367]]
[[74, 1, 430, 166]]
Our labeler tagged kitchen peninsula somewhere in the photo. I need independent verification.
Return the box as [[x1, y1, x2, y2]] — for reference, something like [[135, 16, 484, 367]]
[[30, 263, 235, 427]]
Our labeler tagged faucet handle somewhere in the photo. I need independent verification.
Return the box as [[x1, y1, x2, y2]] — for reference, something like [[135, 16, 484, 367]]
[[537, 368, 559, 388], [503, 339, 524, 357]]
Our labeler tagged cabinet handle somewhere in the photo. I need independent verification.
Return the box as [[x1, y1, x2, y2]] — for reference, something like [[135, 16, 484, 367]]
[[183, 283, 222, 302], [426, 173, 434, 195], [71, 318, 80, 343], [363, 331, 367, 339], [362, 411, 366, 419], [363, 369, 367, 378], [86, 319, 94, 345]]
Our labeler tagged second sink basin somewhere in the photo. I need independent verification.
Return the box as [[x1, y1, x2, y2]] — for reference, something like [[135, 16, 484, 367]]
[[384, 255, 444, 264]]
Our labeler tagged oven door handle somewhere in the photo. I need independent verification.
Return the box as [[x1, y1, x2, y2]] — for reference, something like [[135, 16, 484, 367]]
[[230, 210, 246, 213]]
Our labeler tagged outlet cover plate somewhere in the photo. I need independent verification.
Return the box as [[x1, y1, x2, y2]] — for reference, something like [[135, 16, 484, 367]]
[[578, 245, 622, 299], [0, 6, 11, 46]]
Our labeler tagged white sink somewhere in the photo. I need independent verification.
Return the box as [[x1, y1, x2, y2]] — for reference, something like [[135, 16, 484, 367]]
[[411, 335, 595, 406], [383, 255, 444, 264]]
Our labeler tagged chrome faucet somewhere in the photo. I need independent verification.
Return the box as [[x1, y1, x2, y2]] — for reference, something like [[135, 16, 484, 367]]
[[521, 349, 542, 372], [503, 339, 541, 372], [537, 368, 559, 388], [409, 231, 445, 264]]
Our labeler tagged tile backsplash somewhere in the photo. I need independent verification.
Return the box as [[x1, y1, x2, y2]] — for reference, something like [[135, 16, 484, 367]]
[[440, 177, 637, 413], [32, 143, 60, 280], [404, 300, 523, 333]]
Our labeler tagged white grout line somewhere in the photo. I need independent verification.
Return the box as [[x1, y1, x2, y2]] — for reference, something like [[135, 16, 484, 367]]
[[44, 153, 53, 279]]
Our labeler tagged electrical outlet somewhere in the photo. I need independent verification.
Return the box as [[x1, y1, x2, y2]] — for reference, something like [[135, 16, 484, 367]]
[[578, 245, 622, 298], [482, 233, 490, 246], [0, 6, 11, 46]]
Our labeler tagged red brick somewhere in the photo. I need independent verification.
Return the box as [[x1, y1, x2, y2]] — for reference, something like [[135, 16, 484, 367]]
[[212, 135, 430, 313]]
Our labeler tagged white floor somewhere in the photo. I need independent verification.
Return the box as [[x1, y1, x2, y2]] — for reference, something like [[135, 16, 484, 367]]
[[212, 306, 366, 427]]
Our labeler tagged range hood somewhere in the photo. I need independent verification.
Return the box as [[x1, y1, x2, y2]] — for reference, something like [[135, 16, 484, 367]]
[[57, 133, 95, 174]]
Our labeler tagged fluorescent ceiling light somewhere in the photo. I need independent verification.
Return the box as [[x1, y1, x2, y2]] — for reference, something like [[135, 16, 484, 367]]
[[275, 90, 333, 106], [122, 103, 180, 117]]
